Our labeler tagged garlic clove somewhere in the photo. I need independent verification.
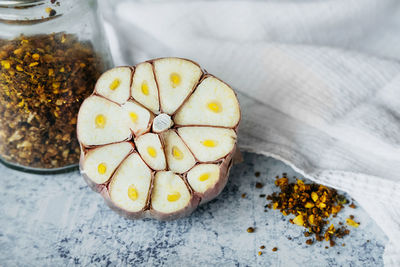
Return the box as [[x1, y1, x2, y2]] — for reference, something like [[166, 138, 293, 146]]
[[77, 95, 131, 146], [81, 142, 134, 184], [154, 58, 202, 115], [109, 153, 152, 213], [135, 133, 166, 170], [177, 127, 236, 162], [186, 164, 220, 194], [160, 130, 196, 174], [174, 76, 240, 128], [150, 171, 192, 214], [121, 100, 153, 137], [131, 62, 160, 114], [95, 67, 132, 105]]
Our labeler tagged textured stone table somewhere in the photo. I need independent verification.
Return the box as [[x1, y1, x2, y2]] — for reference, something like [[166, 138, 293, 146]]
[[0, 153, 386, 266]]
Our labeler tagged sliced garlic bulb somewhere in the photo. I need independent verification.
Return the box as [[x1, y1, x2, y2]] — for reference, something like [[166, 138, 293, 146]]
[[77, 57, 240, 220]]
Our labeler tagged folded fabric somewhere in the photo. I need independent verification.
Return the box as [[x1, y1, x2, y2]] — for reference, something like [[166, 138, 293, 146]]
[[100, 0, 400, 265]]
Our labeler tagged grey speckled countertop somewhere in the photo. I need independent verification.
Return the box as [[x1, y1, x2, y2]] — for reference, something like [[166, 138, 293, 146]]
[[0, 152, 386, 266]]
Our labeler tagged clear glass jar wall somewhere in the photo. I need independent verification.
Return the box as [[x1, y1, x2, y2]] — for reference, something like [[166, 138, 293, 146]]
[[0, 0, 112, 172]]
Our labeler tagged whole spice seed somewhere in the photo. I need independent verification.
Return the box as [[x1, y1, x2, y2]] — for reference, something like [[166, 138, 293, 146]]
[[272, 247, 278, 252], [346, 218, 360, 228], [49, 9, 57, 17], [266, 175, 357, 246], [247, 227, 255, 233], [306, 239, 313, 245], [0, 33, 104, 169], [255, 182, 263, 189]]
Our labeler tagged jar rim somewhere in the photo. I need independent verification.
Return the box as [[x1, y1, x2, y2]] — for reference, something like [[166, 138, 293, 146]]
[[0, 0, 46, 8], [0, 0, 96, 25]]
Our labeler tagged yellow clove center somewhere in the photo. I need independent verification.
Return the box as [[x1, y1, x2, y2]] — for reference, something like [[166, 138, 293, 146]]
[[170, 73, 181, 88], [109, 78, 121, 90], [141, 81, 149, 95], [198, 173, 210, 182], [127, 185, 138, 201], [147, 146, 157, 158], [207, 101, 222, 113], [167, 192, 181, 202], [172, 146, 183, 160], [97, 163, 107, 174], [202, 139, 217, 147], [95, 114, 106, 128], [129, 112, 138, 123]]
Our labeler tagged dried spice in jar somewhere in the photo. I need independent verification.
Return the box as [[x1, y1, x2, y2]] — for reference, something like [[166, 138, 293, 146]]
[[0, 33, 104, 169]]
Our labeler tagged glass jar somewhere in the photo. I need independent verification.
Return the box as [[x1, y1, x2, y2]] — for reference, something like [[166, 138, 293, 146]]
[[0, 0, 112, 173]]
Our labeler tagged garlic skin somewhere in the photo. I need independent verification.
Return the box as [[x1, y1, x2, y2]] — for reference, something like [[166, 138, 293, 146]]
[[77, 57, 241, 220]]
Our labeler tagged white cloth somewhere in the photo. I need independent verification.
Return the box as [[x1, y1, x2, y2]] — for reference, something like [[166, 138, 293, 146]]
[[100, 0, 400, 265]]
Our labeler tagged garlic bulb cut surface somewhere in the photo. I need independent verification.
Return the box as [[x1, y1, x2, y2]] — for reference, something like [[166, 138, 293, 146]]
[[77, 57, 240, 220]]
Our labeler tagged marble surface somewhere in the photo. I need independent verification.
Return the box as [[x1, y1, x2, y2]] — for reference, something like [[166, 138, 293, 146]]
[[0, 153, 386, 266]]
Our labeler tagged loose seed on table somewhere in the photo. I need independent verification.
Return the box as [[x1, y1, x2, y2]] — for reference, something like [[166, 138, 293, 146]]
[[255, 182, 264, 189]]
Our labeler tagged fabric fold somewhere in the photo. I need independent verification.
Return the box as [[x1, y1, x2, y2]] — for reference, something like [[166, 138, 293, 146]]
[[100, 1, 400, 265]]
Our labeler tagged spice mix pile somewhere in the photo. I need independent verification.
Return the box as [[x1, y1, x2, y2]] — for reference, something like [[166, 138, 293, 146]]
[[265, 174, 359, 247]]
